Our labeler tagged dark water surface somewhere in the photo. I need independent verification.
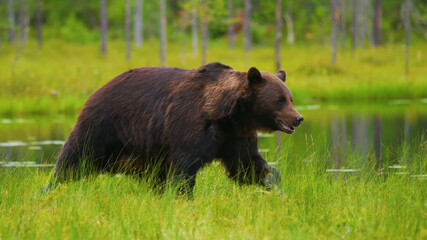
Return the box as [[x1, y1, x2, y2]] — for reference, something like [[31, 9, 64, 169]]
[[1, 101, 426, 173]]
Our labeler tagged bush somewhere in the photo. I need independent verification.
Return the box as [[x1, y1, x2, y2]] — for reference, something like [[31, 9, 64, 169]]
[[60, 15, 98, 43]]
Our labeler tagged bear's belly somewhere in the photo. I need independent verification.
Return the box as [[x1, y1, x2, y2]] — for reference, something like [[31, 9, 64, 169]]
[[112, 155, 146, 174]]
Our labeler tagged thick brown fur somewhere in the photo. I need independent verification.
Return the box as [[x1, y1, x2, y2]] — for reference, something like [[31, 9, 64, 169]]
[[54, 62, 303, 193]]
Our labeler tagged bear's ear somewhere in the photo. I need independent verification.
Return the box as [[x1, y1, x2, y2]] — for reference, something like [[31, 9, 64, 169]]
[[276, 70, 286, 82], [247, 67, 262, 85]]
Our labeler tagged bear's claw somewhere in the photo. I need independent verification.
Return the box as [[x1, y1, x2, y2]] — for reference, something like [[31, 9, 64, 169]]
[[263, 165, 282, 190]]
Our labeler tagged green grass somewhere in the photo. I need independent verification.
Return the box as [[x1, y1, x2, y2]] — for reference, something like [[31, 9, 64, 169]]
[[1, 135, 426, 239], [0, 40, 426, 115], [1, 39, 426, 239]]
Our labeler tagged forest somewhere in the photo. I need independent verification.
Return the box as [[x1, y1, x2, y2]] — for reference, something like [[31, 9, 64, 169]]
[[1, 0, 426, 51]]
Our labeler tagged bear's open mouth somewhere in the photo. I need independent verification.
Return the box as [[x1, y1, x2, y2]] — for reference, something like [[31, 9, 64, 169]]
[[276, 120, 295, 134]]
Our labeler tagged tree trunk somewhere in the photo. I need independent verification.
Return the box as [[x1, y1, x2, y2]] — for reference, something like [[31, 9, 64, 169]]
[[160, 0, 166, 66], [191, 8, 198, 58], [35, 0, 43, 47], [275, 0, 282, 151], [340, 0, 347, 48], [402, 0, 411, 77], [351, 0, 357, 51], [100, 0, 107, 54], [125, 0, 131, 61], [358, 0, 371, 48], [372, 0, 381, 46], [331, 0, 339, 65], [7, 0, 15, 44], [19, 0, 28, 46], [227, 0, 234, 49], [243, 0, 252, 52], [141, 0, 144, 45], [201, 0, 208, 64], [284, 13, 295, 45], [180, 11, 187, 59], [275, 0, 282, 72], [0, 7, 1, 53], [134, 0, 143, 47]]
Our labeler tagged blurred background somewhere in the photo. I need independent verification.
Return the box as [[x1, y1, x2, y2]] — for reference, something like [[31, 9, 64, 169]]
[[1, 0, 426, 50], [0, 0, 426, 173]]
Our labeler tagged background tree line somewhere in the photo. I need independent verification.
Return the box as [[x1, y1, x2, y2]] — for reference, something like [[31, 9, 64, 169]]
[[0, 0, 425, 49]]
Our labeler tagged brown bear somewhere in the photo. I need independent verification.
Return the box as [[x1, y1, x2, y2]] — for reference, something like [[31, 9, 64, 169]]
[[53, 62, 303, 194]]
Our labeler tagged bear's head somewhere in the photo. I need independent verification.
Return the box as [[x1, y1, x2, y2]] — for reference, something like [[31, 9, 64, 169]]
[[247, 67, 303, 134]]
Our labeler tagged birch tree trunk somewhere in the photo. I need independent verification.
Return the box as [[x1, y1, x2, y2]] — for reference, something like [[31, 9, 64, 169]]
[[227, 0, 234, 49], [100, 0, 107, 54], [275, 0, 282, 72], [0, 6, 1, 52], [275, 0, 282, 151], [180, 11, 188, 59], [331, 0, 339, 65], [373, 0, 381, 46], [284, 13, 295, 45], [160, 0, 166, 66], [402, 0, 411, 77], [36, 0, 43, 47], [243, 0, 251, 52], [358, 0, 372, 48], [20, 0, 28, 46], [201, 0, 208, 64], [134, 0, 143, 47], [7, 0, 15, 44], [0, 0, 2, 52], [351, 0, 357, 51], [340, 0, 347, 48], [191, 8, 198, 58], [125, 0, 131, 61]]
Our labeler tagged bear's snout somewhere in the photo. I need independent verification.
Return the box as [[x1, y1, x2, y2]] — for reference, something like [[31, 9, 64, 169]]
[[295, 116, 304, 127]]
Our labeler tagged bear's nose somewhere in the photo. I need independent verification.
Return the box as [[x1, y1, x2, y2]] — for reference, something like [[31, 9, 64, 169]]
[[295, 116, 304, 127]]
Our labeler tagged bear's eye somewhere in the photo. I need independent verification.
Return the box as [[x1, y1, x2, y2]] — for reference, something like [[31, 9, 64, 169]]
[[278, 97, 286, 104]]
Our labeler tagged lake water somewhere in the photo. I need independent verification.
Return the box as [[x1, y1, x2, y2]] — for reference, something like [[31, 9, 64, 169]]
[[1, 101, 426, 173]]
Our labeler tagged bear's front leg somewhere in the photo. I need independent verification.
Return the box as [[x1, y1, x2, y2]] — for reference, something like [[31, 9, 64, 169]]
[[221, 132, 282, 190], [167, 135, 219, 197]]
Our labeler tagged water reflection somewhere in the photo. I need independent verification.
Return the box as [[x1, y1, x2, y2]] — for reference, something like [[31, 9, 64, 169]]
[[0, 103, 426, 172], [316, 111, 424, 172], [0, 115, 74, 164], [259, 101, 426, 172]]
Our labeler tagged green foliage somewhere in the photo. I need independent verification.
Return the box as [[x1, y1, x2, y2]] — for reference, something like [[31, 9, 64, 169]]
[[60, 15, 98, 43], [250, 22, 270, 44]]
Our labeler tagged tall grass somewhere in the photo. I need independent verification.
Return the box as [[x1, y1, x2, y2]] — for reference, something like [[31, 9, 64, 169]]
[[1, 39, 426, 239], [0, 40, 426, 115], [1, 135, 425, 239]]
